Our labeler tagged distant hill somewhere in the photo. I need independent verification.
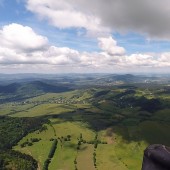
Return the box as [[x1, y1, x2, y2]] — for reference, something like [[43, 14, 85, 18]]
[[99, 74, 145, 83], [20, 81, 70, 93], [0, 81, 70, 102], [0, 81, 70, 94], [0, 83, 20, 93], [0, 73, 169, 87]]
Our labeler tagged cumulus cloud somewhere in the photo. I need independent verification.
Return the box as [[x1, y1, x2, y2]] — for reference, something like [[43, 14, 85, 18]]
[[0, 23, 48, 52], [0, 23, 169, 73], [0, 23, 80, 66], [158, 53, 170, 67], [98, 36, 125, 56], [26, 0, 170, 40], [124, 54, 157, 67]]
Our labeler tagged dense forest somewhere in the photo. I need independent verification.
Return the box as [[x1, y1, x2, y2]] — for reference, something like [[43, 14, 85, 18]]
[[0, 116, 48, 170]]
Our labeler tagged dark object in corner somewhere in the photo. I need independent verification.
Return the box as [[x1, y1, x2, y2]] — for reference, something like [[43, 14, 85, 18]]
[[142, 144, 170, 170]]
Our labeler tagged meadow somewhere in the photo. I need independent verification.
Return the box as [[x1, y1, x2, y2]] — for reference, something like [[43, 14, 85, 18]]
[[0, 78, 170, 170], [14, 119, 148, 170]]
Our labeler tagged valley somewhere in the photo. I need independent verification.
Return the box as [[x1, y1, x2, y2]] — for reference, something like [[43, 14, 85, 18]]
[[0, 74, 170, 170]]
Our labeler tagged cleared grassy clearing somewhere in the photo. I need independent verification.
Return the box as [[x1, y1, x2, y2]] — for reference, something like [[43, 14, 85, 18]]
[[0, 103, 34, 115], [12, 104, 74, 117], [0, 89, 92, 117], [49, 141, 77, 170], [14, 124, 54, 169], [77, 144, 95, 170], [51, 120, 95, 141], [15, 120, 96, 170], [96, 127, 146, 170], [25, 91, 78, 102], [97, 144, 127, 170]]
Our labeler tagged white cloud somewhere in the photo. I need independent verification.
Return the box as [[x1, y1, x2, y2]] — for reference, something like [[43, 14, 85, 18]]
[[0, 23, 80, 66], [158, 53, 170, 67], [0, 23, 48, 52], [124, 54, 157, 67], [98, 36, 125, 56], [0, 23, 169, 73], [26, 0, 110, 37], [43, 46, 80, 65], [26, 0, 170, 40]]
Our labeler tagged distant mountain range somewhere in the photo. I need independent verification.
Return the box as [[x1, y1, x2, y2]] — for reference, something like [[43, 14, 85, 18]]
[[0, 73, 169, 84], [0, 74, 169, 103]]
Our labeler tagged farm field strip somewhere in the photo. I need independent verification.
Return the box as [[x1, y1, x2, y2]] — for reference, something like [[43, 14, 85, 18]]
[[14, 119, 149, 170]]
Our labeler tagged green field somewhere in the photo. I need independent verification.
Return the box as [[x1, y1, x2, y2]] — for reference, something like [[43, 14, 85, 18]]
[[1, 81, 170, 170], [14, 118, 150, 170]]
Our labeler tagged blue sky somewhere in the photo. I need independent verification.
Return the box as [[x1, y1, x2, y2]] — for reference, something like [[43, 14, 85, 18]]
[[0, 0, 99, 52], [0, 0, 169, 54], [0, 0, 169, 73]]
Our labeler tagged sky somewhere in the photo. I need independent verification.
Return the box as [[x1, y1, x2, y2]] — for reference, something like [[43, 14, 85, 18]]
[[0, 0, 169, 74]]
